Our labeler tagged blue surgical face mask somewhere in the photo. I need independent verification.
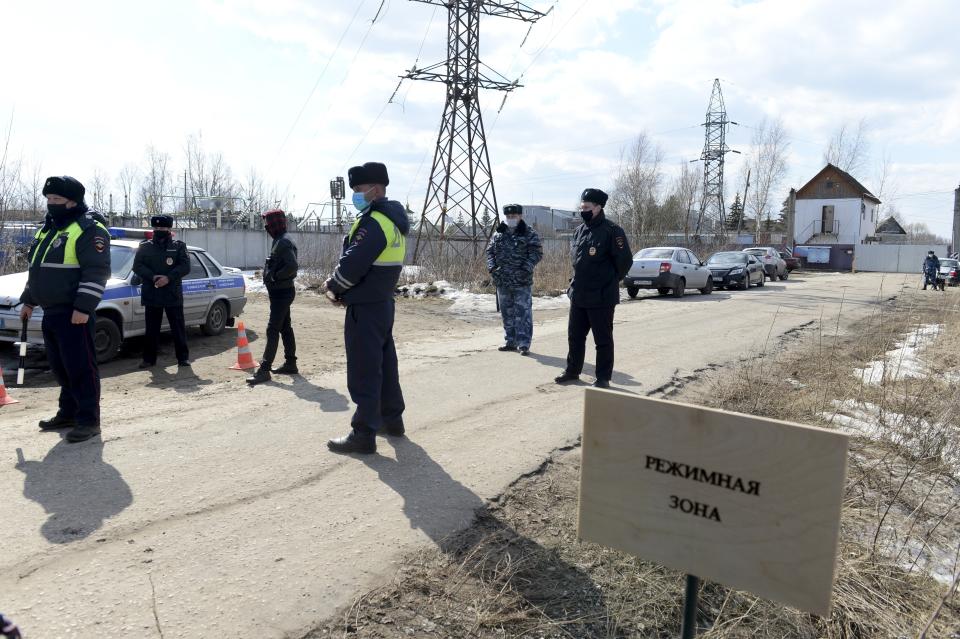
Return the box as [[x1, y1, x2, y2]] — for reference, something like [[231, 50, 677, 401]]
[[352, 191, 370, 212]]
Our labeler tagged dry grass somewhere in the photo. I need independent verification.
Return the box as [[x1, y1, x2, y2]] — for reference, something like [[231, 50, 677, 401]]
[[304, 286, 960, 639]]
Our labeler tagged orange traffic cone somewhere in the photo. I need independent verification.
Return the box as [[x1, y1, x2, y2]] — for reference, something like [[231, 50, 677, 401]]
[[229, 321, 259, 371], [0, 364, 19, 406]]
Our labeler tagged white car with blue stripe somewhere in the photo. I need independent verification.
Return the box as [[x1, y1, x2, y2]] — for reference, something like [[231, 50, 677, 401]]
[[0, 228, 247, 362]]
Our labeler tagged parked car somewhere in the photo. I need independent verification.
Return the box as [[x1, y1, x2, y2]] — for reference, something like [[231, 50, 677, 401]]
[[779, 251, 800, 272], [0, 228, 247, 363], [705, 251, 765, 290], [743, 247, 788, 280], [939, 258, 960, 287], [624, 247, 713, 298]]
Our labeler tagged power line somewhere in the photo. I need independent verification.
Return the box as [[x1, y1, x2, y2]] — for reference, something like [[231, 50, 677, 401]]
[[267, 2, 368, 178]]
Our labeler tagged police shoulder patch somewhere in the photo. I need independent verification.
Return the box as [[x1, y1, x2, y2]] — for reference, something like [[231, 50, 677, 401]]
[[616, 235, 624, 249], [354, 227, 368, 243], [94, 235, 106, 253]]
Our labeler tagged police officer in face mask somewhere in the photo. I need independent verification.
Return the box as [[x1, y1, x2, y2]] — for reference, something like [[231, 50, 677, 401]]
[[554, 188, 632, 389], [133, 215, 191, 368], [19, 176, 111, 443]]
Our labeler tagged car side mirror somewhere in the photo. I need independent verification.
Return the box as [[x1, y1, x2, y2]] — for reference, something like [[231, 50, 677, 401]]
[[131, 274, 142, 286]]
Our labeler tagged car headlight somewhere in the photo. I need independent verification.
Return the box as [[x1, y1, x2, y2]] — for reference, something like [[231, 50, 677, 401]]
[[729, 267, 744, 274]]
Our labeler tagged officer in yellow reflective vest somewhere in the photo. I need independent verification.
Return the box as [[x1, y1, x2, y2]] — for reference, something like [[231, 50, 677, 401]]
[[19, 176, 111, 443], [324, 162, 409, 454]]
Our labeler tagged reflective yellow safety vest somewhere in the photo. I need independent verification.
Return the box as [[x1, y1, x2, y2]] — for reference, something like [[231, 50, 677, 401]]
[[349, 210, 405, 266], [32, 219, 108, 267]]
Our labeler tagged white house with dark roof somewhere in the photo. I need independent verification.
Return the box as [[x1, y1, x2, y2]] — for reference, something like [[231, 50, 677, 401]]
[[794, 163, 880, 246]]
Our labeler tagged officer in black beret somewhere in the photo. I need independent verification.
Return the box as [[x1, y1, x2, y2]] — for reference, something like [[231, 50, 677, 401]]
[[19, 176, 111, 442], [132, 215, 191, 368], [324, 161, 410, 455], [555, 188, 632, 388]]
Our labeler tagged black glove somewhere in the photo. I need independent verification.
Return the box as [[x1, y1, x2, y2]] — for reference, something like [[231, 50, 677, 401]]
[[0, 614, 22, 639]]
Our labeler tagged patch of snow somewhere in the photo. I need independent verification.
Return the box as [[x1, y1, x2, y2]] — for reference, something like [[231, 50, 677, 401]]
[[242, 269, 314, 294], [398, 280, 568, 316], [855, 324, 943, 385]]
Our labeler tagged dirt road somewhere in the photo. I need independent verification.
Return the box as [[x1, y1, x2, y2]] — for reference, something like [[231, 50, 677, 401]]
[[0, 272, 911, 638]]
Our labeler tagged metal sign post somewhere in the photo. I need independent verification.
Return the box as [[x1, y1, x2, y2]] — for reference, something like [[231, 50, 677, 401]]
[[681, 575, 700, 638]]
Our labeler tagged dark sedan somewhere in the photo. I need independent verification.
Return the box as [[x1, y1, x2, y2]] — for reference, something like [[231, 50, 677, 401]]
[[705, 252, 766, 290], [779, 251, 801, 272]]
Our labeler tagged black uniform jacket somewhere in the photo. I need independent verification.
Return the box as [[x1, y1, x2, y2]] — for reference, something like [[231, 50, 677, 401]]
[[264, 234, 298, 294], [132, 237, 190, 307], [568, 212, 633, 308]]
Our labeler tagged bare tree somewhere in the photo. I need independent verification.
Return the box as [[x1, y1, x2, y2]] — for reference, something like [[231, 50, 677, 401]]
[[117, 163, 138, 216], [746, 117, 790, 231], [90, 168, 109, 213], [872, 148, 898, 223], [139, 145, 170, 216], [609, 132, 665, 245], [824, 118, 870, 175]]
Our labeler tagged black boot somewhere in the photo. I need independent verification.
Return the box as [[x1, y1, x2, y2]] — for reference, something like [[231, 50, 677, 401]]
[[554, 372, 579, 384], [38, 414, 76, 431], [246, 366, 272, 386], [498, 344, 517, 352], [272, 361, 299, 375], [593, 379, 611, 389], [383, 418, 405, 437], [327, 429, 376, 454], [66, 424, 101, 443]]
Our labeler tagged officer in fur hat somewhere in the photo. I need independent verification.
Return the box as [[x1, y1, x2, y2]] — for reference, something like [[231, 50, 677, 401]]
[[18, 176, 111, 443], [133, 215, 191, 368], [323, 162, 409, 455], [554, 188, 632, 389], [485, 204, 543, 355]]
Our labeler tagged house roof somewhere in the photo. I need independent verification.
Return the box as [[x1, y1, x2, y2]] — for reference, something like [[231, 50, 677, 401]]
[[797, 163, 881, 204], [875, 216, 907, 235]]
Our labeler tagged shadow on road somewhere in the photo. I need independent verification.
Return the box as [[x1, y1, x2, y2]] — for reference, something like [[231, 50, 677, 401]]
[[524, 351, 641, 388], [356, 437, 613, 630], [15, 436, 133, 544], [270, 375, 350, 412]]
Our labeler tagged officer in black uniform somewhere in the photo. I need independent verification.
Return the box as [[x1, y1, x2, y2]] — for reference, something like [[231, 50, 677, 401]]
[[247, 208, 299, 385], [555, 188, 632, 389], [19, 176, 111, 443], [324, 162, 409, 455], [132, 215, 191, 368]]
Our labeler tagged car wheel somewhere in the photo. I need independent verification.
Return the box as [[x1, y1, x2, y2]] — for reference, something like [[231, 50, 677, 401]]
[[672, 279, 685, 298], [201, 300, 228, 336], [780, 270, 788, 281], [657, 287, 670, 296], [627, 286, 639, 299], [699, 278, 713, 295], [94, 316, 122, 363], [740, 274, 750, 290], [756, 272, 765, 287]]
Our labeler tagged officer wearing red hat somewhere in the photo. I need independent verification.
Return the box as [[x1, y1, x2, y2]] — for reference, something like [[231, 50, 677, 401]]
[[247, 209, 299, 385], [18, 176, 111, 443], [324, 162, 409, 454], [133, 214, 191, 368]]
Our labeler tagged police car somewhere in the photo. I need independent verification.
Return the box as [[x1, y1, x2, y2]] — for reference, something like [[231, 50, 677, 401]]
[[0, 228, 247, 363]]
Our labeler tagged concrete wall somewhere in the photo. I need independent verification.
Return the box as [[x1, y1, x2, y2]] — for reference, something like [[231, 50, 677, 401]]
[[854, 244, 950, 273], [178, 229, 347, 270]]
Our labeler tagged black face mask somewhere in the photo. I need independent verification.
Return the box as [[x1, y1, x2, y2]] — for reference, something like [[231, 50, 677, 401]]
[[580, 209, 595, 224], [47, 203, 73, 226], [153, 230, 171, 242]]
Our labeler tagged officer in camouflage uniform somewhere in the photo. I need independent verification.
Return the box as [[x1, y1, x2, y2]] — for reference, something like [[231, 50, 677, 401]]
[[19, 176, 111, 443], [485, 204, 543, 355]]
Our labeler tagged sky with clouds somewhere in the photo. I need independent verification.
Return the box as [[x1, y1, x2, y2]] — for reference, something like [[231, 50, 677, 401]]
[[1, 0, 958, 236]]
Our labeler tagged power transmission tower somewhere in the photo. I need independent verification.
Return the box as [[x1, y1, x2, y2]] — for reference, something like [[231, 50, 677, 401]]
[[405, 0, 548, 259], [694, 79, 738, 237]]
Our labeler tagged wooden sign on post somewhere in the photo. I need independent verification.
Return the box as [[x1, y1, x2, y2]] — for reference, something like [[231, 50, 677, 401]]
[[578, 390, 849, 617]]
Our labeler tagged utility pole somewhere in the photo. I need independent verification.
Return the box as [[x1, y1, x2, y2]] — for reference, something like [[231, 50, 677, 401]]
[[736, 168, 750, 237], [405, 0, 549, 260], [330, 176, 345, 232], [693, 79, 738, 238], [953, 183, 960, 255]]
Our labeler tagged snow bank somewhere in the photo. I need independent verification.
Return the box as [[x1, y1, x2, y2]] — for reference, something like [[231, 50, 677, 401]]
[[855, 324, 942, 385]]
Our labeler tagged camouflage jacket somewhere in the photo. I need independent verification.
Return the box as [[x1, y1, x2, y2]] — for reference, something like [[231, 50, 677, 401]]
[[485, 220, 543, 289]]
